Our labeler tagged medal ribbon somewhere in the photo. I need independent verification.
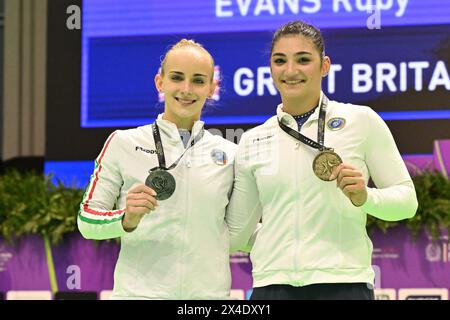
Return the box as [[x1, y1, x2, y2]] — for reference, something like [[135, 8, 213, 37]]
[[277, 94, 330, 151], [151, 121, 204, 171]]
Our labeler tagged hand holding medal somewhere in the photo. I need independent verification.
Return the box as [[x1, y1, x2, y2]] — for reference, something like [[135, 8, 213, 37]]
[[123, 184, 158, 231], [329, 163, 368, 207]]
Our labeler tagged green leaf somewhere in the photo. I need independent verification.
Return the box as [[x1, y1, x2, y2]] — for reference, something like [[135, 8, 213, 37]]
[[367, 170, 450, 241], [0, 169, 84, 244]]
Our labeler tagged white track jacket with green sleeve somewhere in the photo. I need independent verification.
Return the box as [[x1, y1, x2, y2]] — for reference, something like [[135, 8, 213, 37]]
[[78, 115, 237, 299], [226, 93, 418, 288]]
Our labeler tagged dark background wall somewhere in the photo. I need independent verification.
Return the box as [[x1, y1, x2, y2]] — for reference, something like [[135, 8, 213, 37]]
[[46, 0, 103, 161]]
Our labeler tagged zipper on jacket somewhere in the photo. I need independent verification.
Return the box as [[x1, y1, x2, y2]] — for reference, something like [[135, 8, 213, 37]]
[[178, 148, 191, 298], [293, 140, 303, 286]]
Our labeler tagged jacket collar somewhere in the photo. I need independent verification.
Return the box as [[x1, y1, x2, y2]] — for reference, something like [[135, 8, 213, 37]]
[[276, 91, 325, 130], [155, 113, 205, 144]]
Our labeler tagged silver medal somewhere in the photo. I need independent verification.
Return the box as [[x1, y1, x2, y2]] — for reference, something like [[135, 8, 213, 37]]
[[145, 169, 176, 200]]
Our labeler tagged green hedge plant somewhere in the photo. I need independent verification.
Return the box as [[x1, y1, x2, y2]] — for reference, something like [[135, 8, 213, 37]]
[[367, 170, 450, 240], [0, 170, 84, 244]]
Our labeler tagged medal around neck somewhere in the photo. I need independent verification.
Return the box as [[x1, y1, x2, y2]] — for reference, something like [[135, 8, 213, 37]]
[[312, 150, 343, 181], [145, 168, 176, 200]]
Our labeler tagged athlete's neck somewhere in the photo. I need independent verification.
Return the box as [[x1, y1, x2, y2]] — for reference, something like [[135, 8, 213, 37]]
[[162, 112, 198, 130], [282, 92, 321, 117]]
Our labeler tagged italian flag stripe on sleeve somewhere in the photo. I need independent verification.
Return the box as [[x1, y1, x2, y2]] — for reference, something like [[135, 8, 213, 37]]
[[79, 132, 125, 224]]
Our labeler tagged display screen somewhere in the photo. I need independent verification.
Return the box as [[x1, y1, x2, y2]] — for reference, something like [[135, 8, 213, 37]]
[[81, 0, 450, 127]]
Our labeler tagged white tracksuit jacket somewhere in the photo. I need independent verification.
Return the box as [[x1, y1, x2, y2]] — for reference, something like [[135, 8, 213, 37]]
[[78, 114, 237, 299], [226, 92, 418, 288]]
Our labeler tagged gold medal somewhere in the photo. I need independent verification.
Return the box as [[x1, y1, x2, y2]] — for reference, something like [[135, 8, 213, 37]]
[[312, 150, 343, 181]]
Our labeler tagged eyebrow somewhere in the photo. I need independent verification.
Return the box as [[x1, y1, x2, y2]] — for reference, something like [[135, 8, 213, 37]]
[[272, 51, 312, 57], [169, 71, 207, 77]]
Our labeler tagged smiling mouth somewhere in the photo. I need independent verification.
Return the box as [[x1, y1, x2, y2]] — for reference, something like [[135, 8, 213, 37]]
[[175, 97, 197, 105], [282, 79, 306, 85]]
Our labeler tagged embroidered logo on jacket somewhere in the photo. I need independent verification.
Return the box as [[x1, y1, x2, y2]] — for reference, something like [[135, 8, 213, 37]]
[[135, 146, 157, 154], [252, 135, 274, 143]]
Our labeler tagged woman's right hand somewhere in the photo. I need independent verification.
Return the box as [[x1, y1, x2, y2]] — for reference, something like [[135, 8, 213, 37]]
[[122, 184, 158, 231]]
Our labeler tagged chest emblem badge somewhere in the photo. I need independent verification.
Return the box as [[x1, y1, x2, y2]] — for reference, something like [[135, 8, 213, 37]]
[[327, 117, 346, 131], [211, 149, 227, 165]]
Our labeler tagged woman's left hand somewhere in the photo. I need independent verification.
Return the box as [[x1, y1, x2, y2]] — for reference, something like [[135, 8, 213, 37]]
[[329, 163, 367, 207]]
